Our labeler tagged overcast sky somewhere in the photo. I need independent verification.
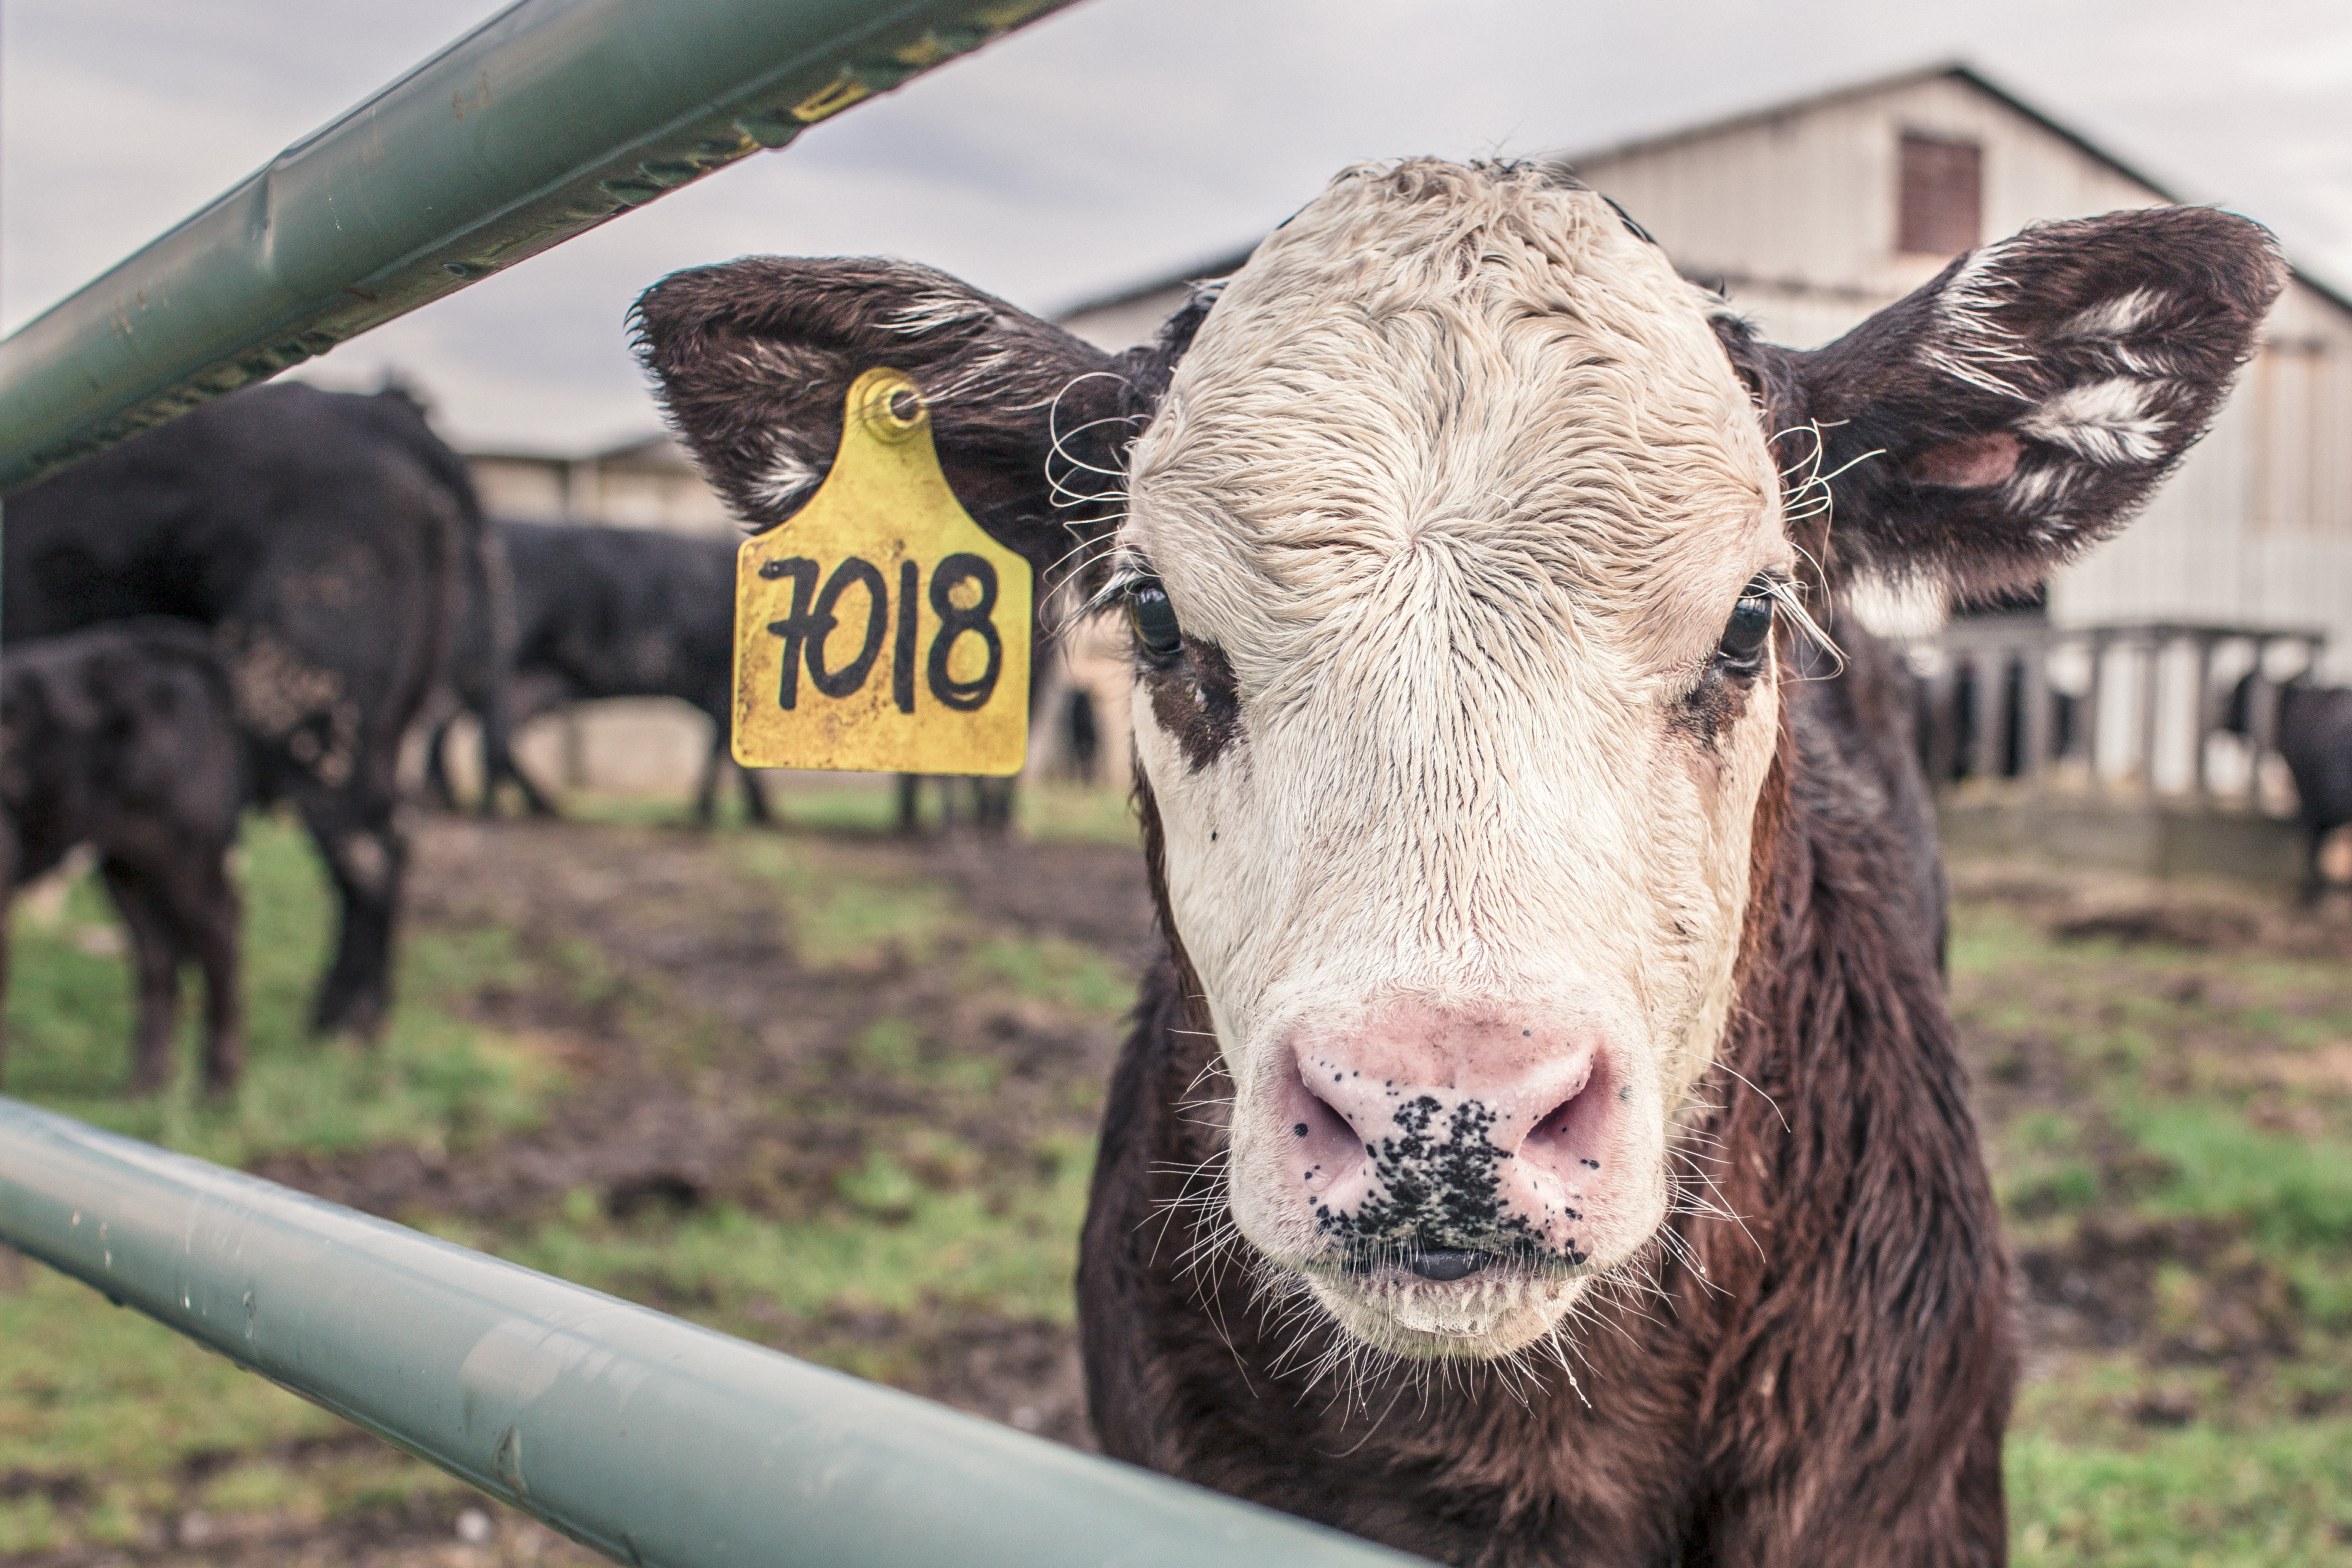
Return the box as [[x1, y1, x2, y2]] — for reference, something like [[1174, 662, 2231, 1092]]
[[5, 0, 2348, 454]]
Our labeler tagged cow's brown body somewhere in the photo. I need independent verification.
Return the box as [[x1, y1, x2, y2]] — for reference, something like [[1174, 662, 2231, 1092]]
[[1082, 626, 2011, 1566]]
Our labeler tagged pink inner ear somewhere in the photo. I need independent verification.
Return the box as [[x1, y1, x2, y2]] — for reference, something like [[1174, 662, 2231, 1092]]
[[1908, 432, 2022, 488]]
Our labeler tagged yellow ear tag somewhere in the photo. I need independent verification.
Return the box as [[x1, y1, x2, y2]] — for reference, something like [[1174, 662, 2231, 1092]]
[[731, 369, 1032, 775]]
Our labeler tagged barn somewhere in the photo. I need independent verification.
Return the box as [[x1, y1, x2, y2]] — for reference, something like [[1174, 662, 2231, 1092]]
[[1059, 63, 2352, 873]]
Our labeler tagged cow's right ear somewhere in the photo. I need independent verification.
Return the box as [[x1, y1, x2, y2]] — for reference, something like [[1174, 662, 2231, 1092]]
[[631, 258, 1190, 575], [1714, 206, 2282, 601]]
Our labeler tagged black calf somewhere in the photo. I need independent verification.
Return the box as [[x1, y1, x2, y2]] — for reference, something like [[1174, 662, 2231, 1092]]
[[1, 621, 245, 1094]]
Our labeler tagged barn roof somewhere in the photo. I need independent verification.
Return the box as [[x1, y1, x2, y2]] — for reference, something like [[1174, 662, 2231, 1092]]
[[1561, 61, 2352, 322], [1563, 62, 2182, 204]]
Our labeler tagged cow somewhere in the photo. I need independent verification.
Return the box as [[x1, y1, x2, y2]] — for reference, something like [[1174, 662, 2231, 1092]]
[[2226, 671, 2352, 902], [1, 620, 245, 1095], [423, 518, 770, 826], [633, 162, 2279, 1564], [4, 381, 496, 1039]]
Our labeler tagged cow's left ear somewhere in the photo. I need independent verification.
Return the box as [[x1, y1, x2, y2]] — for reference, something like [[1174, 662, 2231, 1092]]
[[1720, 206, 2284, 597], [631, 258, 1211, 581]]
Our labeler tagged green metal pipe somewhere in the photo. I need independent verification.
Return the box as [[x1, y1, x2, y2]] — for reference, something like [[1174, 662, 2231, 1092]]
[[0, 1097, 1425, 1567], [0, 0, 1083, 490]]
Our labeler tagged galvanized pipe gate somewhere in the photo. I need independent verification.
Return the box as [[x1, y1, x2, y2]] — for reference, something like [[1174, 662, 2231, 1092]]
[[0, 4, 1426, 1562]]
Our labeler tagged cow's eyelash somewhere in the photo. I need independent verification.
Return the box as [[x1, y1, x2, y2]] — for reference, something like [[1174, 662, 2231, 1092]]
[[1085, 557, 1158, 621], [1756, 574, 1843, 674]]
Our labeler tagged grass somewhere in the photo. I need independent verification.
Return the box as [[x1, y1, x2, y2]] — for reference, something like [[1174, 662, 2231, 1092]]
[[0, 793, 1133, 1558], [2128, 1105, 2352, 1252], [1949, 885, 2352, 1564], [2009, 1421, 2352, 1567], [5, 812, 560, 1166], [560, 773, 1138, 846]]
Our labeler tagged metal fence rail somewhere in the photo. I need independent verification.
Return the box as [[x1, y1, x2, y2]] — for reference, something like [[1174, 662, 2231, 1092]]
[[0, 0, 1080, 490], [0, 1097, 1421, 1567]]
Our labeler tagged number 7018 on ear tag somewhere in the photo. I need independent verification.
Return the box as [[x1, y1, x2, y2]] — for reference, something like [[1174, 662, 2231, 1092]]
[[732, 369, 1032, 775]]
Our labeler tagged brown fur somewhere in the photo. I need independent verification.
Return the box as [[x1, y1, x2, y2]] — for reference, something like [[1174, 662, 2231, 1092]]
[[1082, 624, 2011, 1566]]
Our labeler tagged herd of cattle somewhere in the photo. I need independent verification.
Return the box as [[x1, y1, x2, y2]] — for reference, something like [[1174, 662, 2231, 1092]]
[[0, 381, 829, 1094]]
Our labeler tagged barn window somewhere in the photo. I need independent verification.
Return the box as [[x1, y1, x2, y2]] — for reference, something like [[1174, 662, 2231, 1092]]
[[1897, 133, 1982, 257]]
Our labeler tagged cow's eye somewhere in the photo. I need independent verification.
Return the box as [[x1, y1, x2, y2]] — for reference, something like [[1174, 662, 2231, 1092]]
[[1127, 579, 1184, 659], [1715, 579, 1776, 668]]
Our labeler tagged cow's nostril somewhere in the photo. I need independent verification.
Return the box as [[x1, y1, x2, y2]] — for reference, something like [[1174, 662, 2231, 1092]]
[[1406, 1249, 1489, 1281], [1281, 1063, 1368, 1200], [1294, 1070, 1356, 1139], [1523, 1056, 1607, 1166]]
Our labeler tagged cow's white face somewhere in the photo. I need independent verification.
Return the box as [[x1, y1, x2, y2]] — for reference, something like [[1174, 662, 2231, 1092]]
[[1117, 164, 1790, 1358]]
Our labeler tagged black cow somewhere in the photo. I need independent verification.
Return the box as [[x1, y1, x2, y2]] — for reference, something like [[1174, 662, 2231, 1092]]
[[4, 382, 496, 1037], [1, 621, 245, 1094], [2227, 672, 2352, 901], [424, 520, 769, 826]]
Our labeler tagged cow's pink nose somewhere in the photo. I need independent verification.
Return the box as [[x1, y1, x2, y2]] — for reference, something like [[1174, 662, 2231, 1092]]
[[1276, 1005, 1620, 1261]]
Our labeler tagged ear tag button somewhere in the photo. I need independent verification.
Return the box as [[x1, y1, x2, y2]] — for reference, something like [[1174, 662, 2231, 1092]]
[[732, 367, 1032, 774]]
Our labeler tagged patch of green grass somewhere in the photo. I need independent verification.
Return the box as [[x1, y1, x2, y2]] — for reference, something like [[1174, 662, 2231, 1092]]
[[1020, 782, 1138, 846], [5, 813, 560, 1166], [2009, 1420, 2352, 1567], [565, 774, 1138, 845], [732, 836, 960, 970], [0, 814, 574, 1552], [960, 933, 1136, 1018], [2128, 1105, 2352, 1252], [438, 1133, 1094, 1345]]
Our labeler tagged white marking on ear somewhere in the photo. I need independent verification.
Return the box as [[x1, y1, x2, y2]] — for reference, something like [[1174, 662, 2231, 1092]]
[[1920, 237, 2036, 401], [1844, 572, 1949, 639], [748, 447, 821, 511], [2019, 378, 2167, 465], [2062, 289, 2165, 341], [2003, 460, 2076, 515], [883, 291, 992, 336]]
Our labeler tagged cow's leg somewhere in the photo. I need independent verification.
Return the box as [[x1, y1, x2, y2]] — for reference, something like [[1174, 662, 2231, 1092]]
[[99, 860, 183, 1094], [424, 718, 463, 812], [974, 777, 1017, 836], [2302, 823, 2332, 908], [738, 761, 773, 827], [477, 707, 560, 819], [0, 831, 16, 1088], [297, 789, 405, 1039], [497, 747, 561, 819], [690, 729, 725, 828], [179, 854, 246, 1095]]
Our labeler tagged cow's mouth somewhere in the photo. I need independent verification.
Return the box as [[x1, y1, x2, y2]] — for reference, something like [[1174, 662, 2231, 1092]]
[[1402, 1247, 1488, 1281], [1300, 1249, 1587, 1356], [1334, 1246, 1501, 1282]]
